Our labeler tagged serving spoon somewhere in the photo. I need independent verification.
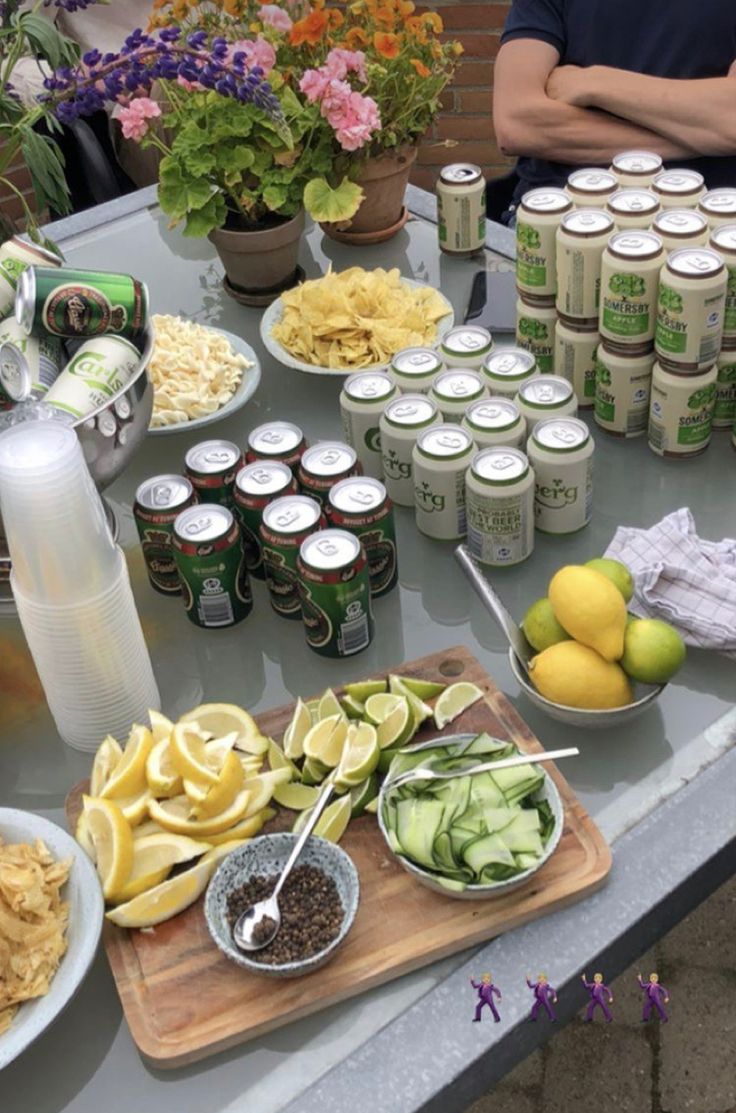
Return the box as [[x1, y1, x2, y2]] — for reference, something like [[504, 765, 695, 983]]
[[455, 544, 534, 670], [383, 746, 579, 793]]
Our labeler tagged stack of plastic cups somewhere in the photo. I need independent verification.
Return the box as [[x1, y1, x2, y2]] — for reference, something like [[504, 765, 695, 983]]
[[0, 420, 160, 751]]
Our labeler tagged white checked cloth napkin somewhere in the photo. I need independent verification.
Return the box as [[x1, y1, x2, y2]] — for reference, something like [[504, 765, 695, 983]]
[[605, 508, 736, 655]]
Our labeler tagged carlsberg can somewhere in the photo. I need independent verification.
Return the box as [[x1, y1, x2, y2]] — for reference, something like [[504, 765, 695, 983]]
[[340, 370, 396, 478], [134, 474, 197, 595], [379, 393, 441, 506], [17, 266, 147, 339], [516, 375, 577, 433], [709, 225, 736, 344], [554, 319, 598, 408], [556, 210, 615, 325], [482, 347, 539, 398], [516, 298, 557, 373], [655, 249, 727, 372], [260, 494, 324, 618], [297, 530, 374, 658], [0, 236, 61, 318], [462, 397, 526, 449], [437, 163, 486, 256], [594, 342, 655, 437], [430, 369, 486, 420], [599, 230, 665, 349], [233, 460, 297, 580], [412, 424, 474, 540], [0, 331, 62, 402], [439, 326, 494, 371], [713, 349, 736, 429], [44, 335, 140, 418], [327, 476, 398, 597], [516, 187, 572, 302], [648, 362, 717, 458], [527, 417, 594, 534], [172, 504, 252, 628], [465, 447, 535, 566]]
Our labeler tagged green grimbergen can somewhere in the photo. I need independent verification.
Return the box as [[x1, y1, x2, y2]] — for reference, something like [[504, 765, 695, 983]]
[[184, 439, 243, 508], [297, 529, 374, 657], [327, 476, 397, 597], [134, 474, 197, 595], [172, 504, 251, 628], [260, 494, 324, 618], [233, 459, 297, 580], [16, 265, 148, 339]]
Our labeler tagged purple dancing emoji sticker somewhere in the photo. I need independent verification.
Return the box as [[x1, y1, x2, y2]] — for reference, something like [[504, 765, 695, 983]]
[[582, 972, 613, 1022], [637, 972, 670, 1022], [527, 973, 557, 1021], [471, 973, 502, 1022]]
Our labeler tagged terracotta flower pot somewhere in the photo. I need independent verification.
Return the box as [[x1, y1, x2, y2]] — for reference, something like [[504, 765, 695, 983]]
[[209, 209, 305, 295], [321, 145, 418, 245]]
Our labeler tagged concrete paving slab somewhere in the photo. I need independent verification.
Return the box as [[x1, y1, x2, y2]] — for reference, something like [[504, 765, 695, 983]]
[[541, 1019, 652, 1113], [661, 875, 736, 971], [466, 1087, 539, 1113], [659, 965, 736, 1113]]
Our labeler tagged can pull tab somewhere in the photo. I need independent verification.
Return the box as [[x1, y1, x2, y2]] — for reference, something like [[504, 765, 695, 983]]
[[318, 449, 343, 468], [437, 433, 463, 449], [450, 381, 469, 396], [550, 425, 577, 445], [205, 449, 233, 465], [184, 514, 216, 537], [408, 353, 433, 367], [458, 332, 481, 349], [252, 468, 273, 485], [496, 356, 516, 372], [348, 488, 375, 507], [152, 484, 173, 506], [315, 538, 339, 558], [534, 385, 555, 402], [275, 508, 300, 528], [491, 454, 518, 472], [262, 431, 284, 445], [690, 254, 715, 272], [394, 404, 418, 418], [477, 405, 501, 420]]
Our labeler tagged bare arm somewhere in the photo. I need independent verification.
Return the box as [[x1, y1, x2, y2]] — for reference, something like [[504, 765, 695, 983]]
[[548, 64, 736, 155], [493, 41, 697, 164]]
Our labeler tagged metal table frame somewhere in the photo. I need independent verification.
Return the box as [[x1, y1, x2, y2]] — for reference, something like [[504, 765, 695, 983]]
[[41, 185, 735, 1113]]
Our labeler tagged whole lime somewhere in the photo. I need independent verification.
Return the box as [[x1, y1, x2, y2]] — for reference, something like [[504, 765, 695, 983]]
[[621, 618, 686, 684], [522, 597, 571, 652], [585, 558, 634, 603]]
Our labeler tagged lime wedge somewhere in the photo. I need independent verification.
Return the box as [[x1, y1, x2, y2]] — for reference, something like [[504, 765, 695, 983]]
[[433, 681, 484, 729], [301, 757, 330, 785], [292, 806, 313, 834], [282, 697, 312, 760], [305, 698, 320, 718], [341, 694, 366, 719], [344, 678, 387, 702], [376, 699, 413, 749], [364, 796, 379, 815], [389, 676, 433, 729], [393, 675, 446, 700], [349, 773, 378, 817], [364, 692, 405, 725], [377, 743, 404, 773], [313, 795, 351, 843], [318, 688, 345, 721], [303, 714, 348, 767], [335, 722, 379, 788], [273, 782, 322, 811], [267, 738, 299, 777]]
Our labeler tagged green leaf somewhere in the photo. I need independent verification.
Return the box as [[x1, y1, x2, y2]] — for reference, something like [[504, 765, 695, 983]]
[[158, 157, 215, 221], [217, 145, 255, 174], [304, 177, 364, 223], [182, 193, 227, 237], [19, 13, 79, 70], [262, 184, 289, 212], [19, 128, 69, 214]]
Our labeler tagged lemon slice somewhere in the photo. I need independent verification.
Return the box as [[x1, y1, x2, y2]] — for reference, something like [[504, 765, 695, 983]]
[[133, 819, 165, 840], [341, 695, 366, 719], [268, 738, 299, 776], [117, 788, 153, 827], [75, 811, 96, 861], [313, 795, 351, 843], [105, 856, 214, 928], [433, 682, 484, 728], [242, 769, 292, 817], [317, 688, 344, 721], [179, 703, 268, 755], [282, 697, 312, 760], [83, 796, 135, 900], [273, 782, 322, 811], [149, 709, 174, 745], [364, 692, 405, 725], [335, 722, 379, 789], [201, 840, 248, 868], [185, 751, 244, 819], [170, 722, 219, 787], [90, 735, 123, 796], [376, 700, 412, 749], [204, 809, 273, 846], [204, 732, 239, 773], [344, 678, 387, 701], [393, 675, 446, 700], [112, 832, 210, 903], [100, 724, 154, 799], [146, 736, 183, 798], [149, 789, 251, 837]]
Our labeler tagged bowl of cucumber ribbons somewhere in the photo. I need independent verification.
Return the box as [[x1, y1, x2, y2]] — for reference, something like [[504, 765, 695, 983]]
[[377, 732, 563, 899]]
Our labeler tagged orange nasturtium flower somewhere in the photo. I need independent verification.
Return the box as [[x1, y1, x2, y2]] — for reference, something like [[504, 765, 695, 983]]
[[373, 5, 397, 25], [328, 8, 344, 28], [422, 11, 443, 33], [405, 14, 428, 42], [373, 30, 401, 58], [345, 26, 369, 48], [397, 0, 416, 16], [290, 8, 329, 44], [409, 58, 430, 78]]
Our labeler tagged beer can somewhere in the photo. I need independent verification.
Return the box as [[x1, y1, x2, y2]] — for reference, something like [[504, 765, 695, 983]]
[[655, 248, 727, 372], [606, 189, 660, 231], [389, 347, 443, 394], [699, 188, 736, 229], [462, 397, 526, 449], [260, 494, 324, 618], [594, 342, 655, 437], [713, 349, 736, 429], [16, 266, 148, 339], [516, 188, 571, 302], [379, 393, 442, 506], [599, 230, 665, 350], [297, 441, 361, 505], [516, 298, 557, 373], [233, 459, 297, 580], [527, 417, 594, 534], [516, 375, 577, 433], [652, 209, 709, 252], [648, 361, 717, 458], [482, 347, 539, 398], [297, 529, 374, 658], [339, 371, 396, 478], [134, 474, 197, 594], [430, 369, 486, 420], [610, 150, 663, 189], [566, 168, 618, 210], [43, 335, 139, 418], [0, 331, 63, 402], [245, 420, 306, 468], [327, 475, 398, 597], [556, 210, 615, 325], [437, 163, 486, 256], [465, 446, 535, 566], [709, 225, 736, 344], [0, 236, 62, 318], [554, 319, 599, 408], [412, 424, 475, 541], [652, 169, 706, 210], [439, 325, 494, 370], [172, 504, 252, 627], [184, 439, 243, 507]]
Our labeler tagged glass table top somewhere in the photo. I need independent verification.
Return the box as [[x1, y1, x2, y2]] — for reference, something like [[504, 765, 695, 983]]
[[1, 201, 734, 1113]]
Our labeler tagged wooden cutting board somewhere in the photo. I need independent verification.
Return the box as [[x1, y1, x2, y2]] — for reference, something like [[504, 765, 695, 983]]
[[66, 645, 611, 1067]]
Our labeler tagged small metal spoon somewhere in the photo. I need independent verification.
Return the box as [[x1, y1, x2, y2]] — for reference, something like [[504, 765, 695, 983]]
[[383, 746, 579, 793], [233, 780, 335, 953], [455, 544, 534, 670]]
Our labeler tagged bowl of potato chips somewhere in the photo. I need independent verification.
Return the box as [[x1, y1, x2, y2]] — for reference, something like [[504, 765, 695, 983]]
[[0, 808, 103, 1069], [260, 267, 454, 375]]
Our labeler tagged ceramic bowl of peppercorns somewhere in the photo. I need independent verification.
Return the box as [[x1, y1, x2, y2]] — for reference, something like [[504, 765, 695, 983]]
[[204, 833, 360, 978]]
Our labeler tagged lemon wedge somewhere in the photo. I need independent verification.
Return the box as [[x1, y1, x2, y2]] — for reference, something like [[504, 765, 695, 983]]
[[83, 796, 135, 900], [241, 769, 292, 818], [105, 856, 214, 928], [282, 697, 312, 760], [90, 735, 123, 796], [179, 703, 268, 755], [100, 724, 153, 799], [149, 709, 174, 745], [170, 721, 219, 786], [148, 789, 252, 837], [184, 751, 244, 819], [111, 832, 210, 903], [117, 788, 153, 827], [203, 809, 272, 846], [146, 735, 183, 798], [75, 811, 96, 861]]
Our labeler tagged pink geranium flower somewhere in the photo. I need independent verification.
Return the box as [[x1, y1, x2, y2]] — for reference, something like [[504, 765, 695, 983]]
[[320, 78, 353, 119], [299, 68, 331, 103], [329, 91, 381, 151], [259, 4, 293, 32], [325, 48, 367, 83], [116, 97, 161, 141]]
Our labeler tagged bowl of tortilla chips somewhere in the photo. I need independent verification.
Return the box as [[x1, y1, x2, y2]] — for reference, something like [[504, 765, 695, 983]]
[[260, 267, 454, 375], [0, 808, 103, 1068]]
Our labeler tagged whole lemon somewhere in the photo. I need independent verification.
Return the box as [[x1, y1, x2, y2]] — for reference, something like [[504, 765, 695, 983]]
[[621, 618, 686, 684], [585, 558, 634, 603], [522, 598, 571, 652], [529, 642, 633, 709], [549, 565, 627, 661]]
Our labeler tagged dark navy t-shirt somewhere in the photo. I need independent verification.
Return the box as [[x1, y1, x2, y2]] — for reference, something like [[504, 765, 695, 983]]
[[501, 0, 736, 200]]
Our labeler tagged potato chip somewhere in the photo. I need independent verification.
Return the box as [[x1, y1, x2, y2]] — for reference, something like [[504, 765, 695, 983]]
[[0, 837, 71, 1034], [271, 267, 451, 370], [149, 315, 253, 428]]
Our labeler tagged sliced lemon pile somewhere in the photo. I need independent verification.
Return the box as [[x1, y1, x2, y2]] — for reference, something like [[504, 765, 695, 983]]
[[114, 832, 209, 903], [90, 735, 123, 796], [184, 750, 244, 819], [146, 735, 183, 798], [100, 724, 153, 799], [180, 703, 268, 756], [106, 856, 214, 929], [83, 796, 135, 901], [170, 721, 219, 787]]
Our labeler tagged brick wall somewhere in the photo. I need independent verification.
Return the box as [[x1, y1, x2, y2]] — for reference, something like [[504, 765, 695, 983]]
[[412, 0, 514, 193], [0, 148, 36, 231]]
